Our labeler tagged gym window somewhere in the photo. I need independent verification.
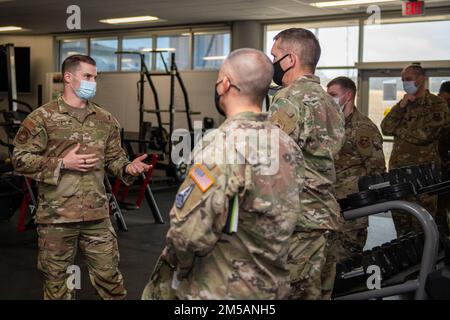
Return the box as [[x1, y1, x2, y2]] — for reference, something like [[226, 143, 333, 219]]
[[265, 21, 359, 88], [193, 31, 231, 70], [121, 36, 153, 71], [155, 34, 190, 71], [57, 27, 231, 72], [59, 39, 88, 64], [90, 37, 119, 72], [363, 19, 450, 62]]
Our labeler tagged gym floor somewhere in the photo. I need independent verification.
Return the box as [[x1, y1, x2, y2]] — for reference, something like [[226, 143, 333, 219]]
[[0, 184, 398, 300], [0, 183, 176, 300]]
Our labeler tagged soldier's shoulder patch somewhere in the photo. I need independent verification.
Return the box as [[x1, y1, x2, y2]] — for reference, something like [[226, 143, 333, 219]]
[[433, 112, 443, 122], [270, 109, 297, 135], [22, 117, 43, 136], [175, 184, 195, 209], [15, 127, 30, 144], [189, 164, 215, 193], [358, 136, 371, 149]]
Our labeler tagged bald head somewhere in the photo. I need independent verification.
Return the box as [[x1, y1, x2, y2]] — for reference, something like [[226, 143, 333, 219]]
[[220, 48, 274, 105]]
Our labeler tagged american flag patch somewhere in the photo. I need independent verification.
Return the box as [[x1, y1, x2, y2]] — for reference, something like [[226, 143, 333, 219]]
[[189, 164, 215, 192]]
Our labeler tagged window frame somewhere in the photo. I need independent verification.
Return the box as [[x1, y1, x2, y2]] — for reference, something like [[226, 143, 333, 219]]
[[55, 26, 231, 73], [263, 11, 450, 68], [192, 31, 231, 71], [120, 35, 154, 72], [89, 36, 120, 73]]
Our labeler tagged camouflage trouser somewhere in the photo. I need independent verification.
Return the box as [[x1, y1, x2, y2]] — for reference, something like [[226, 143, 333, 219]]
[[142, 255, 178, 300], [333, 228, 368, 263], [392, 194, 438, 237], [36, 218, 126, 300], [287, 230, 337, 300]]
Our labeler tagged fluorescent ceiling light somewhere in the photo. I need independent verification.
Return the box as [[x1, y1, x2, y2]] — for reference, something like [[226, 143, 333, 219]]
[[0, 26, 23, 32], [203, 55, 227, 61], [141, 48, 176, 52], [312, 0, 398, 8], [99, 16, 159, 25]]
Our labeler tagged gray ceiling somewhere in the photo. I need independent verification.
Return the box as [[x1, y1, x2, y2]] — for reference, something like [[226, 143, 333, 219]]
[[0, 0, 449, 34]]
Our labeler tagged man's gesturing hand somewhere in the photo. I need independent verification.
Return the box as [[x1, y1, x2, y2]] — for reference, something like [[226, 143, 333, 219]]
[[62, 143, 99, 172], [126, 154, 151, 176]]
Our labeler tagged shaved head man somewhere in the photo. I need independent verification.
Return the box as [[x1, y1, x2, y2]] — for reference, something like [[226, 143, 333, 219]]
[[215, 48, 274, 116], [142, 48, 305, 300]]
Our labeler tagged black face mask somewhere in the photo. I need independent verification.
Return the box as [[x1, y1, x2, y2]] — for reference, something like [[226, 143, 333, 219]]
[[215, 81, 226, 117], [214, 80, 241, 117], [273, 54, 293, 86]]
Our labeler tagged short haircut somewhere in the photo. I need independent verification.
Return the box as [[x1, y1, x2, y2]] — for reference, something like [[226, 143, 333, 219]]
[[61, 54, 96, 77], [439, 81, 450, 94], [327, 76, 357, 97], [403, 64, 425, 77], [222, 48, 274, 105], [274, 28, 321, 71]]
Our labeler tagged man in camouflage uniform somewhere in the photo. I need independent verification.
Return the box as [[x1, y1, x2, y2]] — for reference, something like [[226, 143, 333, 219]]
[[327, 77, 386, 261], [12, 55, 150, 300], [142, 48, 305, 300], [268, 28, 345, 300], [437, 81, 450, 236], [381, 64, 449, 237]]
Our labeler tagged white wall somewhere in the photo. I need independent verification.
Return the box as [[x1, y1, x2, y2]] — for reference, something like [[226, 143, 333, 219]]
[[0, 35, 55, 109], [94, 70, 222, 132], [0, 35, 54, 158], [0, 35, 221, 141]]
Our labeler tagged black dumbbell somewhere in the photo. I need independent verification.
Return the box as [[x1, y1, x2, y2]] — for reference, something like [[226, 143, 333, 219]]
[[338, 198, 350, 212], [382, 172, 393, 185], [358, 176, 372, 191], [335, 262, 348, 279], [430, 163, 442, 184], [390, 240, 411, 270], [372, 246, 392, 279], [389, 168, 405, 185], [378, 182, 414, 201], [349, 253, 363, 268], [405, 232, 424, 260], [419, 164, 435, 187], [381, 243, 401, 275], [361, 250, 383, 279], [347, 190, 378, 208], [400, 237, 419, 265], [401, 166, 420, 191], [361, 251, 374, 270]]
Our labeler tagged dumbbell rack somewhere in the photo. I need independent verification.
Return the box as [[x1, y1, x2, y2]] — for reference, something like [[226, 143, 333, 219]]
[[334, 200, 440, 300]]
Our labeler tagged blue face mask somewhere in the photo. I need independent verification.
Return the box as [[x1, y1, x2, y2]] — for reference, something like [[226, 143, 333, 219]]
[[403, 81, 418, 95], [72, 76, 97, 100]]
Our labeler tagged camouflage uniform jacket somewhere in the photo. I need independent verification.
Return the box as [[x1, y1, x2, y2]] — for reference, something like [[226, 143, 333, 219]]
[[12, 96, 134, 224], [166, 111, 304, 300], [335, 108, 386, 230], [269, 74, 345, 232], [381, 90, 449, 169]]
